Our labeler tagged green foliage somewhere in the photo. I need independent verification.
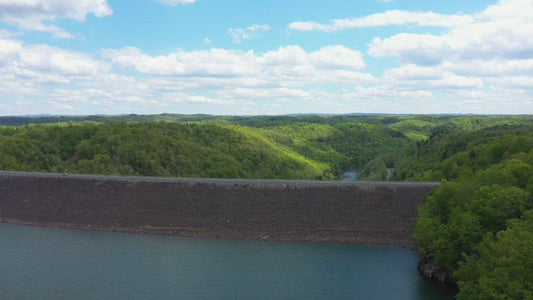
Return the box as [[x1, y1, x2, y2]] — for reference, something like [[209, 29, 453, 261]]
[[372, 124, 533, 181], [359, 158, 388, 181], [248, 122, 410, 177], [410, 124, 533, 298], [471, 185, 530, 232], [0, 121, 328, 179], [456, 211, 533, 300]]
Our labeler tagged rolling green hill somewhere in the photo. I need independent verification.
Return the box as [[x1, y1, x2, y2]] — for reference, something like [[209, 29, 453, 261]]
[[0, 116, 419, 179], [0, 122, 328, 179]]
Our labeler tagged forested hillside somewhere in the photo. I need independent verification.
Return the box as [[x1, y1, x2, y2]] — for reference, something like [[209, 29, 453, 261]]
[[0, 116, 417, 179], [0, 122, 328, 179], [1, 114, 532, 180], [253, 122, 408, 177], [362, 124, 533, 299]]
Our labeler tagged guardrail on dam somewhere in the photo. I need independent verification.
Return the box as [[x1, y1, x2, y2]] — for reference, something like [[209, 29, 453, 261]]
[[0, 171, 440, 249]]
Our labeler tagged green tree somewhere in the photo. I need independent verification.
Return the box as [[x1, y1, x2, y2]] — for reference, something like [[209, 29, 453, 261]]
[[456, 211, 533, 300]]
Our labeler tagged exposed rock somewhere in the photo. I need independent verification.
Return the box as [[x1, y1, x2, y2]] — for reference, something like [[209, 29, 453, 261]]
[[0, 171, 439, 249], [418, 260, 449, 283]]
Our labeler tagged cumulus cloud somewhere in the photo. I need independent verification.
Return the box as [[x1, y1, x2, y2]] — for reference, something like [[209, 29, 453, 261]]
[[101, 45, 372, 85], [101, 47, 259, 77], [290, 0, 533, 82], [0, 38, 21, 64], [442, 59, 533, 77], [0, 39, 115, 115], [348, 86, 436, 100], [382, 64, 484, 89], [364, 0, 533, 65], [1, 39, 372, 115], [309, 45, 366, 70], [0, 0, 112, 38], [19, 45, 111, 75], [162, 93, 232, 105], [368, 21, 533, 64], [227, 24, 270, 44], [1, 39, 111, 87], [223, 87, 313, 100], [1, 0, 531, 115], [368, 34, 450, 65]]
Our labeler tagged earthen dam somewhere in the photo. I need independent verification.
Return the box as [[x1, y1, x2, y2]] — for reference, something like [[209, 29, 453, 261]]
[[0, 171, 439, 249]]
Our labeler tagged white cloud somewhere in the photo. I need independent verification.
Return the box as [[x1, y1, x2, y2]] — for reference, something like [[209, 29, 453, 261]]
[[261, 45, 309, 66], [102, 47, 258, 77], [0, 38, 21, 64], [442, 59, 533, 77], [289, 10, 474, 32], [0, 0, 112, 38], [368, 34, 450, 65], [1, 0, 531, 116], [444, 87, 531, 114], [289, 0, 533, 87], [0, 39, 115, 115], [478, 0, 533, 22], [369, 24, 533, 65], [18, 44, 111, 75], [382, 65, 484, 89], [309, 45, 366, 70], [227, 24, 270, 44], [224, 87, 313, 100], [486, 76, 533, 88], [156, 0, 196, 6], [367, 0, 533, 64], [51, 88, 113, 103], [348, 86, 436, 100], [101, 45, 373, 87], [163, 93, 232, 104]]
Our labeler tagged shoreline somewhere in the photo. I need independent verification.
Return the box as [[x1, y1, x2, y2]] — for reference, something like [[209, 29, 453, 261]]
[[0, 218, 419, 250]]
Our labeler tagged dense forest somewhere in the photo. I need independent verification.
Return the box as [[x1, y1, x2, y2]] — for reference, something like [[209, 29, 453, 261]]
[[0, 115, 419, 179], [0, 122, 331, 179], [362, 123, 533, 299], [1, 113, 531, 179], [1, 113, 533, 298]]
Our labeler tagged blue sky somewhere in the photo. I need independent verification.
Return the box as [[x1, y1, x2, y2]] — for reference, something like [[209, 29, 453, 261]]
[[0, 0, 531, 115]]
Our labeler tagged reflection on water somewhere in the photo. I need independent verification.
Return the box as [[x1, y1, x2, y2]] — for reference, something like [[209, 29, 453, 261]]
[[0, 223, 455, 299]]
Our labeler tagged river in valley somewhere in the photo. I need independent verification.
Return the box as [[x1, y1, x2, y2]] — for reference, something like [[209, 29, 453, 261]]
[[0, 223, 455, 299]]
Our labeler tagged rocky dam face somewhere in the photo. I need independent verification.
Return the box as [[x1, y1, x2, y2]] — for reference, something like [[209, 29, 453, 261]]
[[0, 171, 439, 249]]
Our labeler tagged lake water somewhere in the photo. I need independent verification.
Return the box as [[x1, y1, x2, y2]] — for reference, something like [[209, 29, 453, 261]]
[[0, 223, 455, 299], [342, 170, 358, 182]]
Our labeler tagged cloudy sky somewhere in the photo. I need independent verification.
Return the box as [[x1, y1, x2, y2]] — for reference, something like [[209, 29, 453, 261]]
[[0, 0, 531, 116]]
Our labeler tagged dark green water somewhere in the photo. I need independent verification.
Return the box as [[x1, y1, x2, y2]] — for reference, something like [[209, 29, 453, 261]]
[[0, 223, 455, 299]]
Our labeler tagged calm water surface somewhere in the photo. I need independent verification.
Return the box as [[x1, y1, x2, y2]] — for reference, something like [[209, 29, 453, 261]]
[[0, 223, 455, 299]]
